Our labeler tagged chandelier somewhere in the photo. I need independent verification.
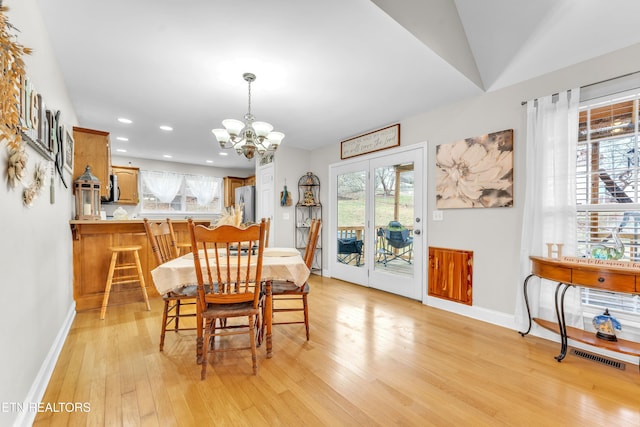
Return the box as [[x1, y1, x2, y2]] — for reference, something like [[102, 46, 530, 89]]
[[211, 72, 285, 160]]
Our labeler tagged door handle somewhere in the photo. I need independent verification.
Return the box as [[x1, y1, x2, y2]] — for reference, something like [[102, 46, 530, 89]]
[[414, 229, 421, 235]]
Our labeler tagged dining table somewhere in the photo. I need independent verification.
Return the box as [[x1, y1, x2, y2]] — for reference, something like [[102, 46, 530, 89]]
[[150, 246, 310, 359]]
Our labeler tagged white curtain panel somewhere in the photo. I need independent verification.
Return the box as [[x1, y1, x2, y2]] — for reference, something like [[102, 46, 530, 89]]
[[185, 175, 220, 206], [141, 170, 183, 203], [515, 89, 582, 329]]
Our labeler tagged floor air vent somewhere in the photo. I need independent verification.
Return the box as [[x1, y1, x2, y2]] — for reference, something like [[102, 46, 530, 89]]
[[570, 349, 626, 370]]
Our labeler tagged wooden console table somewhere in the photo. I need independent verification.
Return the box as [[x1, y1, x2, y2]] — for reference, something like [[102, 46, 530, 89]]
[[519, 256, 640, 369]]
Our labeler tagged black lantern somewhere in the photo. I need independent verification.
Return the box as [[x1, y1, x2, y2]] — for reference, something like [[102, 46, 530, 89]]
[[74, 165, 101, 220]]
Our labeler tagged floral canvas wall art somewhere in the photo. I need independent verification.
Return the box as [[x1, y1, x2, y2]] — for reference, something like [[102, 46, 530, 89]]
[[436, 129, 513, 209]]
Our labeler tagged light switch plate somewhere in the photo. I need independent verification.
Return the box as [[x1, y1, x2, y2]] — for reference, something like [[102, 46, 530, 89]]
[[432, 210, 443, 221]]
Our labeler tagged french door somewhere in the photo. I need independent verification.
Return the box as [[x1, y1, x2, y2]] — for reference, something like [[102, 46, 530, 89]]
[[329, 145, 424, 300]]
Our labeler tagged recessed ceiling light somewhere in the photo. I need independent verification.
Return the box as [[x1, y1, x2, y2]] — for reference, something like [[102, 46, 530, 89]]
[[118, 117, 132, 124], [206, 160, 214, 163], [160, 125, 173, 131], [219, 152, 228, 156], [116, 148, 127, 153], [116, 136, 129, 141], [163, 154, 173, 158]]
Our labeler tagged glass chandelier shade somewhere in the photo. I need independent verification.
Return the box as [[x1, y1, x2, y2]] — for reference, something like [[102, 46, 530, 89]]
[[211, 73, 285, 160]]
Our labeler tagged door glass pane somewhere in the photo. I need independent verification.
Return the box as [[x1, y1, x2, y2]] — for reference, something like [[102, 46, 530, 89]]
[[374, 162, 414, 277], [337, 170, 366, 268]]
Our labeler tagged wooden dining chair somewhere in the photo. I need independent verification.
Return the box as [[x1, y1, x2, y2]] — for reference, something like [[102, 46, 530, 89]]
[[264, 217, 271, 248], [143, 218, 198, 351], [188, 218, 266, 378], [266, 218, 321, 340]]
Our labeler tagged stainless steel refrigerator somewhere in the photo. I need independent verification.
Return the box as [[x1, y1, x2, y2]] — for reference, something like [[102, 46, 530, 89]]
[[235, 185, 255, 223]]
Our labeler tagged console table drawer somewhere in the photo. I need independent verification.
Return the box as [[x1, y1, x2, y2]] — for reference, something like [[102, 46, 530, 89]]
[[571, 270, 635, 292]]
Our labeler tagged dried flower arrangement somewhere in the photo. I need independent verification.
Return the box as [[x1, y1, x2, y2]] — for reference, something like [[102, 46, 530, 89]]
[[0, 5, 32, 150], [214, 204, 244, 227], [1, 5, 44, 207]]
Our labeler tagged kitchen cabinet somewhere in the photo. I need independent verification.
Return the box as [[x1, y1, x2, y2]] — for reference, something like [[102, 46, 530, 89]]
[[73, 127, 112, 200], [223, 175, 255, 207], [112, 165, 139, 204]]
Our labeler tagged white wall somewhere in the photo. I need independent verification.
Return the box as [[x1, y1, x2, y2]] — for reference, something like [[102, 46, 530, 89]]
[[1, 1, 78, 426], [270, 145, 314, 248], [313, 43, 640, 326]]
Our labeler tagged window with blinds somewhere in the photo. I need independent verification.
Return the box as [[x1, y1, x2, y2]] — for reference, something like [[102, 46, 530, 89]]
[[577, 92, 640, 314]]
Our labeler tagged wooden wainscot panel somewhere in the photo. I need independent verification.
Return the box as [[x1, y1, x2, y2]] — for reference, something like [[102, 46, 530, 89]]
[[428, 247, 473, 305]]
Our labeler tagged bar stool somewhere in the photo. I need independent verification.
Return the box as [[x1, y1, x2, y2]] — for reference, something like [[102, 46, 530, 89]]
[[100, 245, 151, 319]]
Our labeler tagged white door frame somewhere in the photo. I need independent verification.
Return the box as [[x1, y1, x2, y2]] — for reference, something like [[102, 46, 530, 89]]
[[328, 143, 427, 300], [256, 163, 275, 247]]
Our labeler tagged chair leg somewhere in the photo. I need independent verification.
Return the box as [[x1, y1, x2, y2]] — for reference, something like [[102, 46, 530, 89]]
[[255, 308, 263, 346], [303, 294, 310, 341], [201, 318, 213, 380], [249, 314, 257, 375], [100, 252, 119, 320], [133, 250, 151, 311], [159, 299, 170, 351], [174, 299, 181, 331], [196, 310, 203, 364]]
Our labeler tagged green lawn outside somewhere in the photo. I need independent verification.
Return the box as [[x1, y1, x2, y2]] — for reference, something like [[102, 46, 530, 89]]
[[338, 193, 414, 228]]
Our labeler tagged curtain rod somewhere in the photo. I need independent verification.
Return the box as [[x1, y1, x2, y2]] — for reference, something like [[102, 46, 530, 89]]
[[520, 71, 640, 106]]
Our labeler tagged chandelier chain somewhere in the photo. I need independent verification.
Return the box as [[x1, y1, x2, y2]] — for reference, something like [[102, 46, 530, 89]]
[[247, 78, 252, 117]]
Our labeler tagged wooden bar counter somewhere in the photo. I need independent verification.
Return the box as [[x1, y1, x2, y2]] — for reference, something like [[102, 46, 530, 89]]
[[70, 219, 210, 312]]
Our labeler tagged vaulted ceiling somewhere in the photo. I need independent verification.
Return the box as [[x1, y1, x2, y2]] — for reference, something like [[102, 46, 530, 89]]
[[34, 0, 640, 169]]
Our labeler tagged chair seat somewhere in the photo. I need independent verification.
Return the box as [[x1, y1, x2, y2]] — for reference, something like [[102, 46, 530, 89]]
[[164, 284, 199, 299], [203, 301, 261, 318], [271, 280, 310, 295]]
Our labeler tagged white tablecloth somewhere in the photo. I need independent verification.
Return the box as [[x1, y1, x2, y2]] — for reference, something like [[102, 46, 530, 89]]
[[151, 247, 310, 295]]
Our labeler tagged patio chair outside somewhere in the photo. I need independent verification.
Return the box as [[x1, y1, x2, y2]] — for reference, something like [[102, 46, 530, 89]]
[[377, 221, 413, 266], [337, 237, 363, 266]]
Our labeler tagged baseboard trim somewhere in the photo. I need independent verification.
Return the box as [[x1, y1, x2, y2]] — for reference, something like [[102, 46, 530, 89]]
[[424, 295, 517, 330], [13, 303, 76, 427], [424, 295, 639, 366]]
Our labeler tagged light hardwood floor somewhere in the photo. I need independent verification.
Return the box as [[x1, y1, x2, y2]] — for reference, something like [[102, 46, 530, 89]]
[[34, 275, 639, 426]]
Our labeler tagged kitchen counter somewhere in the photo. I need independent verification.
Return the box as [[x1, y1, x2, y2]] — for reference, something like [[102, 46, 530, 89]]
[[69, 219, 210, 311]]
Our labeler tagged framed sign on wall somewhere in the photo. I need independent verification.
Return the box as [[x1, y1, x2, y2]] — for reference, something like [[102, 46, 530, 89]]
[[340, 124, 400, 160]]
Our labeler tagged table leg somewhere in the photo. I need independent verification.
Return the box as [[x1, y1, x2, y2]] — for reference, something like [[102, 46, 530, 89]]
[[518, 274, 536, 336], [265, 279, 273, 358], [554, 283, 571, 362]]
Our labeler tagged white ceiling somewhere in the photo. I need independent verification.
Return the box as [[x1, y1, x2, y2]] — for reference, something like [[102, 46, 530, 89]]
[[34, 0, 640, 170]]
